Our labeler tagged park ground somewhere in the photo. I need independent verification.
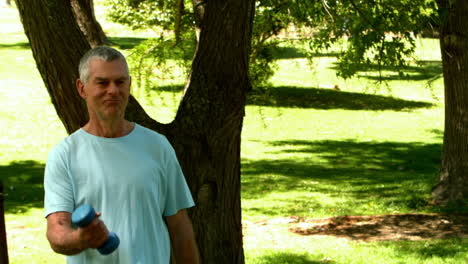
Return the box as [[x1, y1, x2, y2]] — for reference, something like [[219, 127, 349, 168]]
[[1, 3, 468, 264]]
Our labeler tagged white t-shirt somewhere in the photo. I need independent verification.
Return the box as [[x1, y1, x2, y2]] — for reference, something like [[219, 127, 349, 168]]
[[44, 124, 195, 264]]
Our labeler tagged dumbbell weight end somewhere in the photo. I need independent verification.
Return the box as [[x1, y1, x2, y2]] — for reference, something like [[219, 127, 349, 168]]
[[72, 204, 120, 255]]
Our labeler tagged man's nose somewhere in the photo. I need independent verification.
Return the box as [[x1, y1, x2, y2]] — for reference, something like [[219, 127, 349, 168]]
[[107, 82, 118, 94]]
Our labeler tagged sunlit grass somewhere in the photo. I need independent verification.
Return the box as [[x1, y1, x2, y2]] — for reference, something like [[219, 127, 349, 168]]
[[1, 5, 466, 264]]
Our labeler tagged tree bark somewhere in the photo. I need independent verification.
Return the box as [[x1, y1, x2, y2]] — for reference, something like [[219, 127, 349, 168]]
[[16, 0, 90, 133], [16, 0, 255, 263], [71, 0, 108, 47], [170, 0, 255, 262], [433, 0, 468, 204], [192, 0, 205, 41], [0, 182, 8, 264]]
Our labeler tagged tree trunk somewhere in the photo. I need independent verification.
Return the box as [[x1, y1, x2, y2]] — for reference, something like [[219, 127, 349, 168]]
[[71, 0, 108, 47], [0, 182, 8, 264], [192, 0, 205, 41], [16, 0, 90, 133], [16, 0, 255, 263], [433, 0, 468, 204], [169, 0, 255, 262]]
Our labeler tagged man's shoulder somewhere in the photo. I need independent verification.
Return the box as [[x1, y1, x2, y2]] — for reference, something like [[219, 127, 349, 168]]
[[135, 124, 168, 142], [133, 124, 175, 154], [48, 129, 88, 154]]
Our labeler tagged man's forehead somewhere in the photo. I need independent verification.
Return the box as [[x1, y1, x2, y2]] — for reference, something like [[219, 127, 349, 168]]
[[93, 76, 129, 81], [88, 58, 129, 77], [89, 57, 126, 67]]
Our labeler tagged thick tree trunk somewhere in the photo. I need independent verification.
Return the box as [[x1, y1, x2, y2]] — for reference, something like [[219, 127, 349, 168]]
[[16, 0, 255, 263], [71, 0, 108, 47], [0, 182, 8, 264], [170, 0, 255, 262], [16, 0, 89, 133], [433, 0, 468, 204], [192, 0, 205, 41]]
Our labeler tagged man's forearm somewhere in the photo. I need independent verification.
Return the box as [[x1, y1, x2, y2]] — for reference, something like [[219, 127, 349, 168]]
[[47, 227, 84, 255], [167, 210, 200, 263], [171, 226, 200, 264]]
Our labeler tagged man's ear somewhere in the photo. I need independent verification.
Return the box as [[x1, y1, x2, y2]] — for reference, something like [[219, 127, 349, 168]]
[[76, 79, 87, 99]]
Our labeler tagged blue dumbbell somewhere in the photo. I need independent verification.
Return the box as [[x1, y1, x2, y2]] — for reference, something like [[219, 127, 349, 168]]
[[72, 204, 120, 255]]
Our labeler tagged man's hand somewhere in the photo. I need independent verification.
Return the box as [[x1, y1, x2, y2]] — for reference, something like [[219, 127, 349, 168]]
[[46, 211, 109, 255], [76, 212, 110, 249]]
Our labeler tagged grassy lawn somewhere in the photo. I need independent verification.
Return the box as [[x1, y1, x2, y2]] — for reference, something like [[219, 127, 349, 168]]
[[1, 4, 467, 264]]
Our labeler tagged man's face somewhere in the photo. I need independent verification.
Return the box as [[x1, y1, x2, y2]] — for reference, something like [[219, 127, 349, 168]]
[[77, 58, 131, 122]]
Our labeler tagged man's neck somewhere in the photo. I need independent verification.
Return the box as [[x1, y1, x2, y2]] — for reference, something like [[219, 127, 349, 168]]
[[83, 119, 134, 138]]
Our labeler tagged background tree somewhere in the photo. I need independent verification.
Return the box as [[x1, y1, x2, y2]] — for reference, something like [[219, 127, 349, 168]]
[[310, 0, 437, 78], [432, 0, 468, 205], [15, 0, 256, 263], [0, 182, 8, 264], [104, 0, 468, 205], [105, 0, 437, 87], [71, 0, 108, 47]]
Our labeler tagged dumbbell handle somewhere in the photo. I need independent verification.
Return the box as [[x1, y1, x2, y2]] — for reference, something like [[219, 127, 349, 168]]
[[72, 204, 120, 255]]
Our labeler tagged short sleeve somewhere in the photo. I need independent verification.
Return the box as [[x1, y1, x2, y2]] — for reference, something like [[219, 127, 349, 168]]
[[162, 140, 195, 216], [44, 143, 74, 218]]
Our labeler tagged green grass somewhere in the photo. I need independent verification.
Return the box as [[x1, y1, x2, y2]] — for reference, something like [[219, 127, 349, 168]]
[[1, 5, 467, 264], [245, 238, 468, 264]]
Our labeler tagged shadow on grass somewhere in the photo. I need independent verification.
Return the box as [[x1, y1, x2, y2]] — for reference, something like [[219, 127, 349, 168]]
[[272, 46, 307, 59], [0, 36, 148, 51], [108, 36, 148, 50], [331, 60, 442, 82], [147, 84, 184, 93], [109, 36, 196, 60], [430, 129, 444, 140], [272, 46, 340, 60], [242, 140, 442, 215], [0, 160, 44, 213], [247, 86, 434, 110], [142, 84, 434, 111], [252, 252, 333, 264], [0, 37, 147, 51], [0, 41, 30, 50]]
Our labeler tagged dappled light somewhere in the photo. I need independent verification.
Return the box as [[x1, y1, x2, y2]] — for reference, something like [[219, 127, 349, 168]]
[[330, 60, 442, 82], [242, 140, 441, 218], [2, 1, 468, 263], [247, 87, 434, 110], [0, 160, 45, 214]]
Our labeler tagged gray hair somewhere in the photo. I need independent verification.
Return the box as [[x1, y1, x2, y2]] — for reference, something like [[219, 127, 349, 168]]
[[78, 46, 129, 84]]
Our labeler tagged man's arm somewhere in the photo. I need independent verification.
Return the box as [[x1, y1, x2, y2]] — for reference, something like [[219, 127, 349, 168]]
[[46, 211, 109, 255], [166, 209, 200, 264]]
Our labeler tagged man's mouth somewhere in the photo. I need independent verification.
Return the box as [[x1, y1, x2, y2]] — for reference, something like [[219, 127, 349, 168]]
[[104, 99, 120, 104]]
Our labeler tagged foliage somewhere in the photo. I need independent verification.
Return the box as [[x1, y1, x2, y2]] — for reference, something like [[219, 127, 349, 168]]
[[106, 0, 439, 87], [2, 33, 463, 263], [3, 7, 464, 262], [106, 0, 191, 32], [126, 33, 195, 93], [105, 0, 323, 89], [311, 0, 439, 79], [248, 1, 322, 88]]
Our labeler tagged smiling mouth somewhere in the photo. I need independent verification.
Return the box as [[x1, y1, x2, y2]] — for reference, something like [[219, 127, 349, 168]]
[[104, 99, 120, 104]]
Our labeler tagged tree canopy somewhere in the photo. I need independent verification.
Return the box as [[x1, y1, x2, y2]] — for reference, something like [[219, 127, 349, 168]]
[[105, 0, 438, 85]]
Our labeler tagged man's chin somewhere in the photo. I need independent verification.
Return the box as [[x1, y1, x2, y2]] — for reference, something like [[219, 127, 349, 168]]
[[98, 111, 124, 121]]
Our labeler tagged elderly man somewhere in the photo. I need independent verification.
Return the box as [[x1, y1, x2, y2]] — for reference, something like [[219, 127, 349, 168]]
[[44, 46, 200, 263]]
